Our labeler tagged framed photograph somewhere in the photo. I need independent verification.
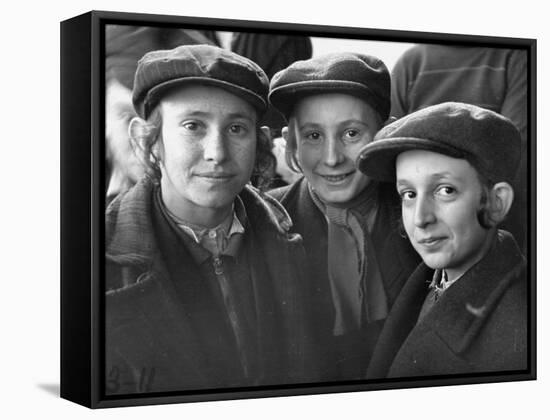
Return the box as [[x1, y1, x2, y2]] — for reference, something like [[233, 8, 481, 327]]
[[60, 10, 536, 408]]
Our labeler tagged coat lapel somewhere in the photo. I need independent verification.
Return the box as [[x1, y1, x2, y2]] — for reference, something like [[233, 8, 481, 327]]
[[106, 178, 157, 269], [366, 262, 432, 378], [276, 179, 335, 335], [241, 185, 311, 383], [420, 232, 525, 355], [376, 231, 526, 379]]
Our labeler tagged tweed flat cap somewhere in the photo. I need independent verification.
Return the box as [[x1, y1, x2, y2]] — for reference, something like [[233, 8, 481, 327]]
[[132, 44, 269, 119], [268, 52, 391, 121], [357, 102, 522, 183]]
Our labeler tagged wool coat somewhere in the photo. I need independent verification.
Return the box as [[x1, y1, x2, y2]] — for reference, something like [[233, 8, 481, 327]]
[[269, 177, 419, 381], [366, 230, 527, 379], [105, 178, 315, 395]]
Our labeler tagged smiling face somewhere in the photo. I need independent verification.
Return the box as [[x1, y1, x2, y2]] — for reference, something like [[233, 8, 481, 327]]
[[291, 93, 381, 204], [156, 84, 258, 226], [396, 150, 494, 281]]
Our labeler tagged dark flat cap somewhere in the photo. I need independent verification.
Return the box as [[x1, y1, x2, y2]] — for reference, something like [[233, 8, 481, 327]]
[[268, 52, 390, 121], [357, 102, 522, 183], [132, 44, 269, 119]]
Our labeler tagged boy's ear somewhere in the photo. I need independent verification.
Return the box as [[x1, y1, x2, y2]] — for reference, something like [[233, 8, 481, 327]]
[[128, 117, 148, 156], [487, 182, 514, 224]]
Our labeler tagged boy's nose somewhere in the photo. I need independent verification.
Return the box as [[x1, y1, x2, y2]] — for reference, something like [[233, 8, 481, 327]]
[[414, 196, 436, 228], [203, 129, 227, 163], [322, 136, 345, 167]]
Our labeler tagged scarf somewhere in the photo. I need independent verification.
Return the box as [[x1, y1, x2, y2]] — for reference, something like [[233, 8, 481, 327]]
[[309, 182, 388, 335]]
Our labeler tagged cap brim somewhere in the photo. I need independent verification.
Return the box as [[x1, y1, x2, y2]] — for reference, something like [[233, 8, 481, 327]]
[[357, 137, 466, 182], [269, 80, 378, 118], [140, 77, 267, 119]]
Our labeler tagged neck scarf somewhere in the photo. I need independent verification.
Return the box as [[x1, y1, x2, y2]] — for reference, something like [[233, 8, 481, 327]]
[[309, 183, 388, 335]]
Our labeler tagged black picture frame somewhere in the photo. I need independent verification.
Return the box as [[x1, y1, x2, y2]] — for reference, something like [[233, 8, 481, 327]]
[[60, 9, 536, 409]]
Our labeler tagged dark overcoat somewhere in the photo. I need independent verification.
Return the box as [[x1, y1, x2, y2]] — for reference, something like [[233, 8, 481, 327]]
[[105, 178, 314, 395], [269, 177, 419, 381], [366, 231, 527, 379]]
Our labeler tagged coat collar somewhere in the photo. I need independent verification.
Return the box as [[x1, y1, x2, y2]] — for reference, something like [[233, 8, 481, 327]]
[[414, 230, 525, 354], [105, 178, 158, 268], [106, 178, 295, 267]]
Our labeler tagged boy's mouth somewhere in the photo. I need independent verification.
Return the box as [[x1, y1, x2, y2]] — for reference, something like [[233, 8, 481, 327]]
[[417, 236, 447, 248], [320, 171, 355, 183]]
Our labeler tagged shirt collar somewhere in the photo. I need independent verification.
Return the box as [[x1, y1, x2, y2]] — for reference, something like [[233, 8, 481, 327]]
[[158, 190, 247, 258], [176, 206, 245, 245], [428, 269, 459, 301]]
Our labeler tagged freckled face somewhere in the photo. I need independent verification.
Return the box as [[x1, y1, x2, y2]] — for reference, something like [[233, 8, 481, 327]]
[[292, 94, 381, 204], [157, 85, 258, 223], [396, 150, 493, 280]]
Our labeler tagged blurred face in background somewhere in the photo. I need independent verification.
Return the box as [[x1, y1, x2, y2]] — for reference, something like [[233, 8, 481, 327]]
[[289, 93, 381, 204], [105, 79, 145, 197]]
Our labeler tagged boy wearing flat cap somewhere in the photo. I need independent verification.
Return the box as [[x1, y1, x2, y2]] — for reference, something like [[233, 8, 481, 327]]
[[358, 102, 527, 378], [268, 53, 419, 381], [105, 45, 313, 394]]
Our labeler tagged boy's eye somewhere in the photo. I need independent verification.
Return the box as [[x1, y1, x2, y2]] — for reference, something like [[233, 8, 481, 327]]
[[228, 124, 247, 135], [182, 121, 200, 131], [304, 132, 321, 143], [436, 186, 457, 197], [399, 190, 416, 201], [343, 129, 360, 140]]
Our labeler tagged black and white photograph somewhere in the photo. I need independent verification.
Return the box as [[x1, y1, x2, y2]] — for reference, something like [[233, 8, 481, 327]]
[[60, 10, 535, 407], [4, 0, 548, 419]]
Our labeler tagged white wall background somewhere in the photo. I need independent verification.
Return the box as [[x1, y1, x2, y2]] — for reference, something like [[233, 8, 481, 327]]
[[311, 38, 414, 71], [2, 0, 547, 418]]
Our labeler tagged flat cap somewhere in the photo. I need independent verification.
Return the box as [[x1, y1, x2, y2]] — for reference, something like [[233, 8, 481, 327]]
[[357, 102, 522, 183], [132, 44, 269, 119], [268, 52, 390, 121]]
